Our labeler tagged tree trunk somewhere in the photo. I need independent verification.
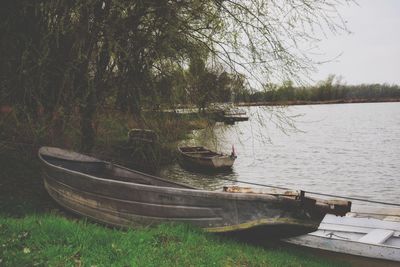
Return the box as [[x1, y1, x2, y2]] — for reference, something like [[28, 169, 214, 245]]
[[80, 80, 96, 153]]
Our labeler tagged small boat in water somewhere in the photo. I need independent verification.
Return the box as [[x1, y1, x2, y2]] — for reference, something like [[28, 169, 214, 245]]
[[211, 108, 249, 124], [284, 207, 400, 262], [221, 109, 249, 124], [39, 146, 350, 236], [178, 146, 236, 171]]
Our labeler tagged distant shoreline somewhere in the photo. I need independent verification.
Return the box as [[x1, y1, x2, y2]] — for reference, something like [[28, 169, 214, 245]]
[[237, 98, 400, 107]]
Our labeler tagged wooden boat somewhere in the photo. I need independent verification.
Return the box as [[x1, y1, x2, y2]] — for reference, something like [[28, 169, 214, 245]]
[[212, 108, 249, 124], [222, 109, 249, 124], [284, 207, 400, 262], [177, 146, 236, 171], [39, 147, 351, 235]]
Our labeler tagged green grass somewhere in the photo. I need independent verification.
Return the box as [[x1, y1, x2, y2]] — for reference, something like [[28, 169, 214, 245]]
[[0, 215, 348, 267]]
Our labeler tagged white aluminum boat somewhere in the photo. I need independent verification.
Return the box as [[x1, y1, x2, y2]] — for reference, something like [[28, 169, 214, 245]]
[[284, 207, 400, 262]]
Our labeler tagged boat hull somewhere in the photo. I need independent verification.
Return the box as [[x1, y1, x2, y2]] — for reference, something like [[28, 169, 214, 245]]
[[39, 147, 348, 235], [178, 146, 236, 171], [179, 154, 235, 171], [286, 232, 400, 262]]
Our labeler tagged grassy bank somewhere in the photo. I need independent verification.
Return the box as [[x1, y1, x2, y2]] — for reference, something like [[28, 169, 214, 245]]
[[0, 144, 352, 266], [0, 215, 347, 267], [0, 115, 353, 267]]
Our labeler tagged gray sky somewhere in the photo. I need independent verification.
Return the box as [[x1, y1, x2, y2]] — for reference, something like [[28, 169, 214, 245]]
[[312, 0, 400, 85]]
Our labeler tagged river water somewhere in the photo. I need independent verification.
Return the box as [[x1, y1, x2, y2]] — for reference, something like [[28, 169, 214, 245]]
[[161, 102, 400, 208]]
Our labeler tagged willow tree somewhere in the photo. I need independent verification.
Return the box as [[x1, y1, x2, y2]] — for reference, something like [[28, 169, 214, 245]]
[[0, 0, 351, 151]]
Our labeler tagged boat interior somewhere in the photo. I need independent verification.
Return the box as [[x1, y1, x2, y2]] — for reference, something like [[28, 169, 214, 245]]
[[312, 213, 400, 246], [41, 153, 194, 189], [179, 146, 222, 157]]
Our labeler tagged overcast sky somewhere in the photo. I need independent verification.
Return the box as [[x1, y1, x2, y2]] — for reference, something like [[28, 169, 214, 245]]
[[311, 0, 400, 85]]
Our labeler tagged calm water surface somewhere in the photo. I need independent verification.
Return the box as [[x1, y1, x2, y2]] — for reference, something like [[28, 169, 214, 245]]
[[161, 102, 400, 208]]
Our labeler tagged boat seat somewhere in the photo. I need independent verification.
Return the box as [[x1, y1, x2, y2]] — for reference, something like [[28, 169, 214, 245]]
[[358, 229, 394, 244]]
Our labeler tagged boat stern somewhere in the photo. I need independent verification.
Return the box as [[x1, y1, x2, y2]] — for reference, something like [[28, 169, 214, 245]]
[[300, 192, 352, 220]]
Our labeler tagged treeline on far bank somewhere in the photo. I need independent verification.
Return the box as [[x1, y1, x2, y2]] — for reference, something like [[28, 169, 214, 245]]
[[236, 77, 400, 104]]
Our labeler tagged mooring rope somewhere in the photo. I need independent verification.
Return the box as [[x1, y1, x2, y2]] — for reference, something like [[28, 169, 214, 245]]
[[214, 176, 400, 207]]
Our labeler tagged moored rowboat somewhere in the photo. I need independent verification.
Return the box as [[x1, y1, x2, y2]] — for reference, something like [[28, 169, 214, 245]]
[[178, 146, 236, 171], [39, 147, 350, 236]]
